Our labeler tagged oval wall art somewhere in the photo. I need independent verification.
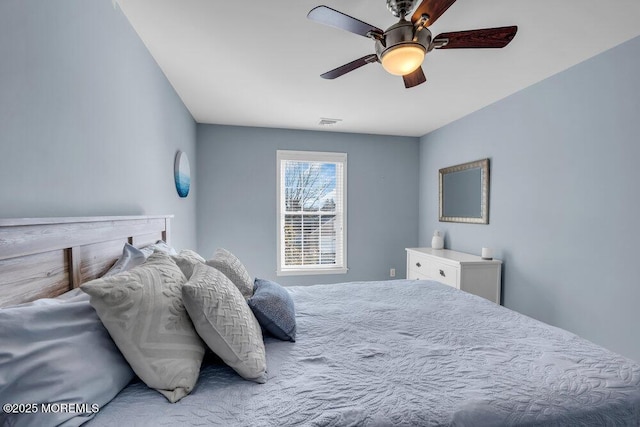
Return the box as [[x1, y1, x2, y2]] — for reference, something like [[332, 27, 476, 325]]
[[174, 151, 191, 198]]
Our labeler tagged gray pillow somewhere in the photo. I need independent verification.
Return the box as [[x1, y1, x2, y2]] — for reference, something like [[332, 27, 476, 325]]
[[104, 243, 146, 277], [182, 263, 267, 383], [248, 278, 297, 342], [82, 252, 205, 403], [0, 291, 134, 427], [172, 249, 206, 279], [206, 248, 254, 299]]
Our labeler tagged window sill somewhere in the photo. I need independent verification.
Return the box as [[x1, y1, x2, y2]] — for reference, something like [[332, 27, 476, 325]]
[[277, 267, 348, 277]]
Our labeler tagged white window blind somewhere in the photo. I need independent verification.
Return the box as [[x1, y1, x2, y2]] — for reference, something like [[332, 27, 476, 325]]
[[277, 150, 347, 275]]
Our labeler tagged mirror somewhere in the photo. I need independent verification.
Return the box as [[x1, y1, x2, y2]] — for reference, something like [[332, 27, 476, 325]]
[[439, 158, 489, 224]]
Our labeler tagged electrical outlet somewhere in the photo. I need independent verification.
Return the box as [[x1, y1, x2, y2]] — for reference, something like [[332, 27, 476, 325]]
[[390, 268, 396, 277]]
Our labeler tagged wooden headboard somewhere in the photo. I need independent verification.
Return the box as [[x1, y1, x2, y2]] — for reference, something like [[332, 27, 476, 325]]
[[0, 215, 172, 308]]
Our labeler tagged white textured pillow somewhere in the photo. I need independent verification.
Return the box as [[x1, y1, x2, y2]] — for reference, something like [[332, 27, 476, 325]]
[[206, 248, 254, 299], [82, 252, 205, 403], [182, 263, 267, 383], [172, 249, 206, 280]]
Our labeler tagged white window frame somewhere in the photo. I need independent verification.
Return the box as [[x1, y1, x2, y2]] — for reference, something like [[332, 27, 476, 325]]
[[276, 150, 348, 276]]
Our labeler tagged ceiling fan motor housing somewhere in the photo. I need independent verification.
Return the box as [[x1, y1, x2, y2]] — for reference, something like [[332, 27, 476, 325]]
[[375, 20, 432, 73]]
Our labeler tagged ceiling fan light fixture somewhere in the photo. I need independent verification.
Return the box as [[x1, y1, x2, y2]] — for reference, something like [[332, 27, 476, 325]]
[[380, 43, 425, 76]]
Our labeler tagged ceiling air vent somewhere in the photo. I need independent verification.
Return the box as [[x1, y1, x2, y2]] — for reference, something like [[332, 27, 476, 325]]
[[319, 117, 342, 126]]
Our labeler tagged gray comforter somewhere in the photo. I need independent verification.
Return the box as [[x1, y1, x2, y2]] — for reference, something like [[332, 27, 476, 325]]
[[87, 280, 640, 426]]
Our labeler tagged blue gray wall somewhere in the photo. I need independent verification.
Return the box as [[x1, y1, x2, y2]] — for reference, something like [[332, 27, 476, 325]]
[[4, 0, 637, 362], [197, 125, 419, 286], [419, 35, 640, 362], [0, 0, 197, 249]]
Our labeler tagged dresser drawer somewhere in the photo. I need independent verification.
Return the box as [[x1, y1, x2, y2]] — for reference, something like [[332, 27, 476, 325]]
[[408, 251, 430, 278], [407, 251, 458, 288], [427, 262, 458, 288]]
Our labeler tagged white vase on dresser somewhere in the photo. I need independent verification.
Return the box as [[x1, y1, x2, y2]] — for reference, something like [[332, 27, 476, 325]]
[[406, 248, 502, 304]]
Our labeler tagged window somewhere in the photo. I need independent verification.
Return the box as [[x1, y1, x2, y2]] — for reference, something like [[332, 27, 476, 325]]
[[277, 150, 347, 275]]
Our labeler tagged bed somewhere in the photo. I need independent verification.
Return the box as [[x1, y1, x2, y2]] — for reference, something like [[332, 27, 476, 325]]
[[1, 216, 640, 427]]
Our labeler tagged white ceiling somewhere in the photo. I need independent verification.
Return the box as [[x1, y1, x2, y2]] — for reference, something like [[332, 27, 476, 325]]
[[116, 0, 640, 137]]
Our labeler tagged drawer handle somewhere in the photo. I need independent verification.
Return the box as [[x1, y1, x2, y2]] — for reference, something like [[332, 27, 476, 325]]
[[416, 262, 421, 268], [439, 269, 445, 277]]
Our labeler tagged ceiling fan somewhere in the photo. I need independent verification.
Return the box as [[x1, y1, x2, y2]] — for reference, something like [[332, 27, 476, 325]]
[[307, 0, 518, 88]]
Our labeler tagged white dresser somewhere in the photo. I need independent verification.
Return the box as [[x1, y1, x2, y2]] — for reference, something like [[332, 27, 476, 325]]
[[406, 248, 502, 304]]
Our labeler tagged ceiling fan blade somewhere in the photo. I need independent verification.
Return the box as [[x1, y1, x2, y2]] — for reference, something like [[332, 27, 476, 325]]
[[308, 5, 383, 38], [403, 67, 427, 88], [321, 54, 379, 80], [434, 26, 518, 49], [411, 0, 457, 27]]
